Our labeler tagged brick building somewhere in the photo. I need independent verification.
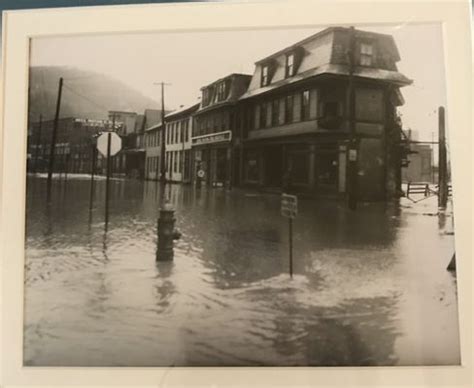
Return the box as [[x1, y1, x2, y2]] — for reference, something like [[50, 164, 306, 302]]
[[27, 117, 118, 174]]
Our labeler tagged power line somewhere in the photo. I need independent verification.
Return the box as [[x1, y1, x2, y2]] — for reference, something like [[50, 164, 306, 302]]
[[63, 73, 103, 81], [62, 83, 110, 112]]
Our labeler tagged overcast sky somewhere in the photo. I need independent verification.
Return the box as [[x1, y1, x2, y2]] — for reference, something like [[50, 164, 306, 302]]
[[30, 23, 446, 141]]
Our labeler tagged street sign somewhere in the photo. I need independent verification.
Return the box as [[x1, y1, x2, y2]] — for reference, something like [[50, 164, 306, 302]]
[[97, 131, 122, 157], [348, 149, 357, 162], [281, 193, 297, 219]]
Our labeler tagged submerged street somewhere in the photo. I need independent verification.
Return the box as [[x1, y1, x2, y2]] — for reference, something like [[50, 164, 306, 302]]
[[23, 175, 460, 366]]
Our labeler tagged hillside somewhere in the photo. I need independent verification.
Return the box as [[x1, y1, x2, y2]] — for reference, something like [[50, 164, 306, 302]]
[[28, 66, 159, 122]]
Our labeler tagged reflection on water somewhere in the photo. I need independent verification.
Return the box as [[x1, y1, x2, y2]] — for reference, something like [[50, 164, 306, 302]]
[[23, 176, 460, 366]]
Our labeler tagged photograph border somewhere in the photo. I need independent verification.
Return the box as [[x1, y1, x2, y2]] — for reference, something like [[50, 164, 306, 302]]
[[1, 0, 472, 386]]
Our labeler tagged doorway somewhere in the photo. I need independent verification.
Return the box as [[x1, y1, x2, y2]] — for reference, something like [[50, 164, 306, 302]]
[[264, 145, 283, 188], [315, 151, 338, 194]]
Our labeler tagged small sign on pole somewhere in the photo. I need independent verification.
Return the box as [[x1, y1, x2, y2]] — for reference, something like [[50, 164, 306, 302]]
[[97, 131, 122, 157], [281, 193, 297, 219], [281, 193, 297, 278], [348, 148, 357, 162], [96, 131, 122, 229]]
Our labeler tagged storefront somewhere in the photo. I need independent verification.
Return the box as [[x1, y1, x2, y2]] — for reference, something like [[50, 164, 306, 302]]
[[191, 130, 233, 188], [242, 137, 347, 196]]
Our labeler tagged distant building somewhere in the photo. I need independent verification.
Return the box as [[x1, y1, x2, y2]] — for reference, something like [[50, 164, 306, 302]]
[[112, 109, 163, 179], [237, 26, 412, 200], [402, 130, 433, 183], [27, 117, 117, 174], [402, 143, 433, 183], [108, 111, 137, 135], [165, 102, 199, 183], [144, 123, 163, 180], [191, 73, 252, 188]]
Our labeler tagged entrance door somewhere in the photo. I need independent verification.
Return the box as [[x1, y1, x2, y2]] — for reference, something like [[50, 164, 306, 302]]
[[264, 145, 283, 188], [315, 151, 338, 194], [215, 148, 228, 186]]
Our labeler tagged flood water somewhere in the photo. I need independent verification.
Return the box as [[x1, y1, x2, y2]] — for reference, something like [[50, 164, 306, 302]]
[[23, 175, 461, 366]]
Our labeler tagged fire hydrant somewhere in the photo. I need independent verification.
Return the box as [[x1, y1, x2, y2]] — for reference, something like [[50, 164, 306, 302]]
[[156, 202, 181, 261]]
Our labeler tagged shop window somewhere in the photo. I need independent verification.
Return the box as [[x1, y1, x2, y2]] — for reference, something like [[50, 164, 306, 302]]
[[289, 152, 309, 184], [245, 151, 259, 182]]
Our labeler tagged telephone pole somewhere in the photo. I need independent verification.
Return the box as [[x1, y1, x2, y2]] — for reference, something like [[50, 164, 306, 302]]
[[153, 81, 171, 203], [33, 114, 43, 173], [347, 26, 358, 210], [438, 106, 448, 209], [46, 77, 64, 201]]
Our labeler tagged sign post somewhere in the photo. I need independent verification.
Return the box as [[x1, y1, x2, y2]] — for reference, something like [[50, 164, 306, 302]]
[[97, 131, 122, 228], [281, 193, 298, 278]]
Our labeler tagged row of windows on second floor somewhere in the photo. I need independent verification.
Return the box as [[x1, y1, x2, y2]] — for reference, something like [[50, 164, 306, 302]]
[[144, 84, 388, 145], [166, 118, 191, 145], [193, 109, 235, 138], [250, 84, 386, 132], [145, 131, 161, 148]]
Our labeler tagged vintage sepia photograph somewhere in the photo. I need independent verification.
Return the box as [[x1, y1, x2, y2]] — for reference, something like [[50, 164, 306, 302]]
[[21, 20, 461, 367]]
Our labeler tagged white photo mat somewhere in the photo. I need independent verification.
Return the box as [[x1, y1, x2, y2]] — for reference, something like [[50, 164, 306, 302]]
[[1, 0, 472, 386]]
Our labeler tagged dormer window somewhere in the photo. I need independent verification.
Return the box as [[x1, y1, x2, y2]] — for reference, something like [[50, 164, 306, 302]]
[[261, 65, 270, 87], [216, 82, 226, 101], [285, 53, 295, 78], [360, 42, 374, 66]]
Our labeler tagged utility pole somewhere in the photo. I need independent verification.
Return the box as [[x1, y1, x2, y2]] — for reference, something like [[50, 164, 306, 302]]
[[34, 114, 43, 174], [438, 106, 448, 208], [46, 77, 64, 201], [181, 121, 186, 182], [154, 81, 171, 203], [347, 27, 358, 210], [431, 130, 435, 184], [89, 137, 98, 209]]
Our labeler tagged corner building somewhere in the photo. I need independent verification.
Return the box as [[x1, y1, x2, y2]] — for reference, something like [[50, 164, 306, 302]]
[[238, 27, 412, 200]]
